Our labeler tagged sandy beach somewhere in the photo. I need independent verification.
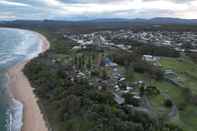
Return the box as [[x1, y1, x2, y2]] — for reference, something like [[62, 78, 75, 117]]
[[8, 33, 50, 131]]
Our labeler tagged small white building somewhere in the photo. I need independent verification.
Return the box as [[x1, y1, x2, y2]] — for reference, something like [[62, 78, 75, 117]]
[[133, 95, 141, 99], [143, 55, 159, 62], [126, 86, 133, 91], [119, 77, 126, 82], [72, 46, 81, 50], [162, 40, 172, 46], [77, 72, 86, 78], [189, 49, 197, 53], [114, 85, 120, 91], [113, 93, 125, 105]]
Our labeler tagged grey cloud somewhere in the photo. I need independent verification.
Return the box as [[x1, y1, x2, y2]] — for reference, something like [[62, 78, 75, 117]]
[[0, 0, 65, 20], [58, 0, 125, 4], [0, 0, 195, 20], [111, 9, 175, 19], [62, 8, 176, 20], [143, 0, 195, 3]]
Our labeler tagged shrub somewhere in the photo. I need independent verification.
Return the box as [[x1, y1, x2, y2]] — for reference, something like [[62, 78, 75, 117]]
[[164, 99, 173, 108]]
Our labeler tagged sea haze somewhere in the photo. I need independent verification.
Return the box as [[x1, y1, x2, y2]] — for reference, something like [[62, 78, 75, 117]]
[[0, 28, 42, 131]]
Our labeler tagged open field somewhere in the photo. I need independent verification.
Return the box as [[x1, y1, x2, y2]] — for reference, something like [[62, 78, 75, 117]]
[[160, 56, 197, 94]]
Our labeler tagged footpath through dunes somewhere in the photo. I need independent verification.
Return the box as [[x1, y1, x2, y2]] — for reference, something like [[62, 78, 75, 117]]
[[7, 29, 50, 131]]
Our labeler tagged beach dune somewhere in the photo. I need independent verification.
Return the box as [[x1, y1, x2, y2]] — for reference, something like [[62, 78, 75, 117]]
[[8, 34, 49, 131]]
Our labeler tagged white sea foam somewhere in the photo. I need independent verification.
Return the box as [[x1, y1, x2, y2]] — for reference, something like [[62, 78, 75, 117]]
[[0, 29, 43, 68], [6, 98, 23, 131], [14, 30, 43, 60], [0, 56, 18, 65]]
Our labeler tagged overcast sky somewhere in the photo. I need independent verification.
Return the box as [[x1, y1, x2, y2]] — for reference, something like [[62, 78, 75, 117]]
[[0, 0, 197, 20]]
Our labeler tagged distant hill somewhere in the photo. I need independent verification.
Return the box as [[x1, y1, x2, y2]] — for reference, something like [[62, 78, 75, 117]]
[[148, 17, 197, 25], [77, 17, 197, 25], [2, 17, 197, 25], [1, 17, 197, 32], [89, 17, 197, 25]]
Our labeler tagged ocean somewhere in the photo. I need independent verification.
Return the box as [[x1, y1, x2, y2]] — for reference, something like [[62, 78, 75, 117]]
[[0, 28, 42, 131]]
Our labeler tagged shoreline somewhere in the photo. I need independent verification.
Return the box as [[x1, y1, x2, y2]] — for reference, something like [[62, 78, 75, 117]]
[[7, 32, 50, 131]]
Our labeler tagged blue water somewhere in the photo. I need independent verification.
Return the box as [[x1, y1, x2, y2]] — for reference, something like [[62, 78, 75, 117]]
[[0, 28, 43, 131]]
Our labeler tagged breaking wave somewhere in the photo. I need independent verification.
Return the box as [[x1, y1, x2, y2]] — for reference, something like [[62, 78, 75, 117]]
[[0, 28, 42, 69], [6, 99, 23, 131]]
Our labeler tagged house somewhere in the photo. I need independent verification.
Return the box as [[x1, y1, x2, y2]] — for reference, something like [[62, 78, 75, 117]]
[[137, 80, 144, 85], [133, 95, 141, 99], [163, 40, 172, 46], [143, 55, 159, 62], [113, 68, 118, 72], [104, 58, 118, 68], [120, 90, 129, 94], [114, 85, 120, 91], [113, 93, 125, 105], [189, 49, 197, 53], [72, 46, 81, 50], [126, 86, 134, 91], [119, 77, 126, 82], [175, 48, 185, 52], [143, 55, 161, 66], [116, 44, 127, 50], [77, 72, 86, 78]]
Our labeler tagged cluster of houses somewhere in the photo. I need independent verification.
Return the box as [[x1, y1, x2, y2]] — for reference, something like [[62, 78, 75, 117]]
[[101, 57, 143, 105], [72, 54, 143, 106], [64, 30, 194, 107], [102, 30, 197, 49], [65, 30, 197, 53]]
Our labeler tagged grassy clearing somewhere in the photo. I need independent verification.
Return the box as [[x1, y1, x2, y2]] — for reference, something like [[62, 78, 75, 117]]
[[149, 94, 171, 116], [160, 56, 197, 95], [154, 81, 185, 104], [125, 71, 148, 82], [160, 56, 197, 76]]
